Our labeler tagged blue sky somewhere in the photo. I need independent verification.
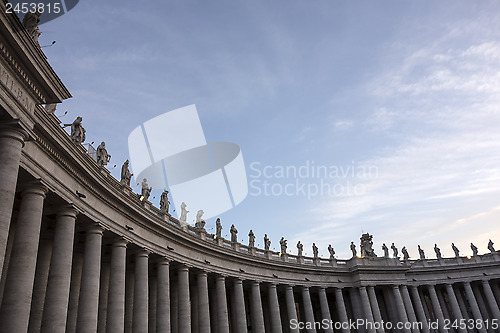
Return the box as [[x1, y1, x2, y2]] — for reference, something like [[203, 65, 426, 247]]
[[39, 0, 500, 258]]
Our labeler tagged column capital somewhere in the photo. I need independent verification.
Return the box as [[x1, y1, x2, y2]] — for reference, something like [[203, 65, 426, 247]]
[[158, 256, 171, 265], [57, 204, 79, 219], [86, 223, 105, 235], [177, 264, 190, 272], [0, 119, 35, 144], [111, 237, 129, 248], [136, 248, 151, 257], [19, 179, 50, 198]]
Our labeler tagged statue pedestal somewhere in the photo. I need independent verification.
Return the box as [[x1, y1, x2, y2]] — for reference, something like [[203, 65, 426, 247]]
[[232, 243, 239, 251], [456, 257, 463, 264], [313, 258, 319, 266], [281, 254, 289, 262], [142, 201, 151, 211], [329, 258, 337, 267], [297, 256, 304, 264], [265, 250, 271, 259], [120, 184, 132, 196], [99, 167, 110, 177], [159, 212, 171, 222], [216, 238, 223, 246], [249, 247, 256, 255]]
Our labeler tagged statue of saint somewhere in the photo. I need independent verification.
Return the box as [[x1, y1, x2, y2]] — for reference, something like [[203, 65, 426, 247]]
[[279, 237, 287, 254], [418, 245, 425, 259], [159, 190, 170, 213], [328, 244, 335, 259], [391, 243, 398, 258], [360, 233, 376, 258], [248, 230, 255, 248], [434, 244, 442, 259], [264, 234, 271, 251], [350, 241, 357, 257], [96, 142, 111, 167], [402, 246, 409, 260], [297, 241, 303, 256], [215, 218, 222, 239], [120, 160, 133, 186], [64, 116, 86, 144], [141, 178, 152, 201], [470, 243, 478, 256], [382, 243, 389, 258], [230, 224, 238, 243], [312, 243, 319, 258], [488, 239, 495, 253], [179, 202, 189, 223], [195, 210, 205, 229], [451, 243, 460, 257], [22, 10, 42, 41]]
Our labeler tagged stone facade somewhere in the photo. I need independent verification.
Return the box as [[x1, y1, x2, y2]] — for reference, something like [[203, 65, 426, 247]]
[[0, 4, 499, 333]]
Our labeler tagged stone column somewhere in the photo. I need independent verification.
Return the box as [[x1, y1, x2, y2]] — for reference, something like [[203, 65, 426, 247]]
[[318, 287, 334, 333], [400, 286, 419, 333], [149, 275, 158, 333], [269, 283, 283, 333], [334, 287, 350, 333], [250, 281, 265, 333], [76, 224, 104, 333], [285, 285, 299, 333], [106, 239, 128, 333], [409, 286, 430, 333], [191, 279, 199, 333], [133, 249, 149, 333], [302, 286, 317, 333], [0, 120, 30, 279], [392, 285, 411, 333], [125, 269, 135, 333], [27, 237, 52, 333], [427, 285, 447, 333], [359, 286, 376, 333], [367, 286, 385, 333], [0, 182, 47, 333], [41, 206, 78, 333], [177, 265, 191, 332], [66, 251, 83, 333], [445, 284, 466, 333], [233, 278, 247, 333], [98, 260, 111, 333], [216, 275, 230, 333], [481, 280, 500, 321], [170, 279, 178, 333], [157, 258, 171, 333], [463, 282, 487, 333], [0, 218, 16, 306], [197, 271, 210, 333]]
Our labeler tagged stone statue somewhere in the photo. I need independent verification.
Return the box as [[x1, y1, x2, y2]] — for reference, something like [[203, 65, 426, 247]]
[[382, 243, 389, 258], [488, 239, 495, 253], [264, 234, 271, 251], [451, 243, 460, 257], [179, 202, 189, 223], [402, 246, 409, 260], [141, 178, 152, 201], [159, 190, 170, 213], [195, 210, 205, 229], [312, 243, 319, 258], [350, 241, 357, 257], [22, 10, 42, 41], [230, 224, 238, 243], [328, 244, 335, 259], [96, 142, 111, 167], [470, 243, 478, 256], [418, 245, 425, 259], [297, 241, 303, 256], [280, 237, 287, 254], [216, 218, 222, 239], [64, 116, 86, 144], [120, 160, 133, 186], [434, 244, 442, 259], [360, 233, 376, 258], [391, 243, 398, 258], [248, 230, 255, 247]]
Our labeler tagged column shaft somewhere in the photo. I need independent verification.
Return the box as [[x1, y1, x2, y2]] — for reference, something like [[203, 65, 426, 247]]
[[334, 288, 350, 333], [367, 286, 385, 333], [319, 287, 334, 333], [0, 184, 47, 333], [98, 261, 111, 333], [463, 282, 487, 333], [409, 286, 430, 333], [359, 287, 376, 333], [76, 225, 104, 333], [216, 275, 230, 333], [41, 207, 77, 333], [250, 281, 265, 333], [0, 121, 28, 279], [445, 284, 466, 333], [149, 275, 158, 333], [302, 286, 317, 333], [66, 251, 84, 333], [177, 265, 191, 332], [197, 271, 210, 333], [481, 280, 500, 321], [285, 285, 299, 333], [133, 250, 149, 333], [392, 285, 411, 333], [157, 259, 171, 333], [233, 279, 247, 333], [400, 286, 419, 333], [106, 239, 128, 333], [268, 284, 282, 333], [427, 285, 447, 333]]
